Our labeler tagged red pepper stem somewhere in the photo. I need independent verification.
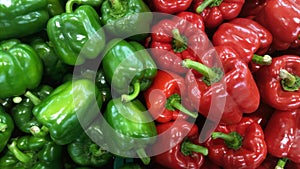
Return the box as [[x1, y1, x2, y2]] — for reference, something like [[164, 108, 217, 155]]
[[279, 69, 296, 87], [252, 54, 272, 65], [136, 148, 150, 165], [196, 0, 223, 13], [24, 91, 41, 106], [275, 158, 288, 169], [211, 131, 243, 150], [121, 81, 141, 102], [182, 59, 219, 80], [0, 123, 7, 132], [181, 140, 208, 156], [8, 140, 32, 163], [169, 95, 198, 119], [172, 28, 187, 52]]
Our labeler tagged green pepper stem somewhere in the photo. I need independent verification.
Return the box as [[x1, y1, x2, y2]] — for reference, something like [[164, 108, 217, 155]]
[[8, 140, 32, 163], [196, 0, 223, 13], [280, 69, 296, 87], [0, 122, 7, 132], [252, 54, 272, 65], [181, 139, 208, 156], [30, 126, 49, 137], [109, 0, 123, 11], [121, 82, 140, 102], [12, 96, 22, 104], [89, 144, 105, 157], [211, 131, 243, 150], [136, 148, 150, 165], [167, 94, 198, 119], [24, 91, 41, 106], [275, 158, 288, 169], [172, 28, 187, 53]]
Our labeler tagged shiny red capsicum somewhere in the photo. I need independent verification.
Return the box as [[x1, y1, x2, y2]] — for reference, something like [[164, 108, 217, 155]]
[[255, 0, 300, 51], [212, 17, 273, 65], [150, 11, 208, 74], [257, 154, 300, 169], [204, 117, 267, 169], [152, 120, 208, 169], [264, 109, 300, 167], [183, 45, 260, 124], [145, 0, 193, 14], [254, 55, 300, 111], [239, 0, 267, 18], [144, 70, 198, 123], [192, 0, 245, 28]]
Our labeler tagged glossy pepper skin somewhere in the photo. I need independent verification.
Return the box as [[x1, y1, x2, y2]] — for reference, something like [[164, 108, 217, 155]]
[[147, 0, 193, 14], [212, 18, 273, 64], [0, 133, 63, 169], [152, 120, 208, 169], [254, 55, 300, 111], [204, 117, 267, 169], [183, 46, 260, 124], [264, 109, 300, 164], [47, 4, 106, 65], [239, 0, 267, 18], [0, 0, 49, 40], [103, 98, 157, 165], [102, 39, 157, 102], [144, 70, 198, 123], [0, 106, 14, 153], [32, 79, 103, 145], [192, 0, 245, 28], [67, 132, 113, 168], [101, 0, 152, 41], [11, 85, 53, 134], [150, 11, 207, 74], [255, 0, 300, 51], [30, 38, 70, 84], [0, 39, 43, 99]]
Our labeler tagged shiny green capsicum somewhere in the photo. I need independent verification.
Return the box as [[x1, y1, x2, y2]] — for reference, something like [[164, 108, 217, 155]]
[[0, 0, 49, 40], [100, 0, 152, 41], [0, 39, 43, 99], [103, 98, 157, 165], [47, 2, 106, 65], [0, 106, 14, 153], [32, 79, 103, 145], [102, 39, 157, 102]]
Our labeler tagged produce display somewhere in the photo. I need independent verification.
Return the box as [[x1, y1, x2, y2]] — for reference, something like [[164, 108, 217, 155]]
[[0, 0, 299, 169]]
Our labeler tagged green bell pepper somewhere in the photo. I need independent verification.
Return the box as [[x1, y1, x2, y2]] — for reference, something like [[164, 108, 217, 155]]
[[100, 0, 152, 41], [0, 39, 43, 99], [47, 3, 106, 65], [11, 85, 53, 134], [32, 79, 103, 145], [0, 0, 49, 40], [30, 38, 71, 84], [102, 39, 157, 102], [47, 0, 65, 16], [118, 162, 144, 169], [67, 132, 113, 167], [0, 106, 14, 153], [103, 98, 157, 165], [0, 134, 63, 169]]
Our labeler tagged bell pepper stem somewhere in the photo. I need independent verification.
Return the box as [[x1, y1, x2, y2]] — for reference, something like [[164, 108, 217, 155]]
[[167, 93, 198, 119], [12, 96, 22, 104], [181, 139, 208, 156], [109, 0, 123, 11], [136, 148, 150, 165], [89, 144, 106, 157], [0, 122, 7, 132], [24, 91, 41, 106], [30, 126, 49, 137], [172, 28, 187, 53], [275, 158, 288, 169], [196, 0, 223, 13], [8, 140, 32, 163], [121, 82, 141, 102], [211, 131, 243, 150], [252, 54, 272, 65], [280, 69, 296, 87], [182, 59, 223, 85]]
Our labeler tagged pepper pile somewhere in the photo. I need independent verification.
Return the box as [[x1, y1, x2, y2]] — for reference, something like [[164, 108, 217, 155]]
[[0, 0, 299, 168]]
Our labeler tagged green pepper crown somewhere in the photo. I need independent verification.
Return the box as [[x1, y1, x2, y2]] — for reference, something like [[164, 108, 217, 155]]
[[196, 0, 224, 13], [279, 69, 300, 91], [172, 28, 188, 53], [181, 138, 208, 156], [211, 131, 243, 150]]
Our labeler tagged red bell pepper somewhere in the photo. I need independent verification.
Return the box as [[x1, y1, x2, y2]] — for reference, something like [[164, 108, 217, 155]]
[[264, 109, 300, 166], [204, 117, 268, 169], [146, 0, 193, 14], [254, 0, 300, 51], [200, 158, 221, 169], [254, 55, 300, 111], [212, 17, 273, 65], [152, 120, 208, 169], [183, 45, 260, 124], [144, 70, 198, 123], [149, 11, 208, 74], [257, 154, 300, 169], [192, 0, 245, 28], [239, 0, 267, 18]]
